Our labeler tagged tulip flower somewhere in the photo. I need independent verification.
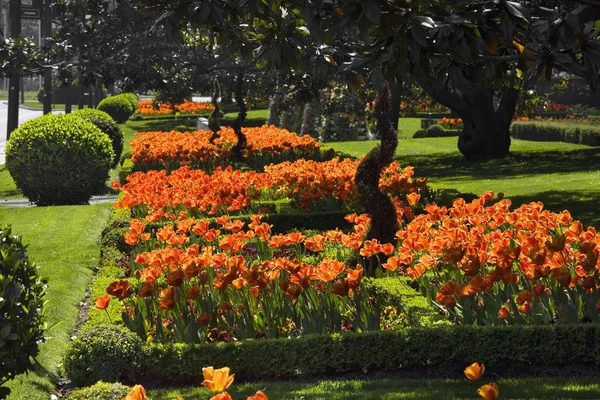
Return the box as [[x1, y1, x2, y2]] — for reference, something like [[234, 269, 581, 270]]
[[202, 366, 235, 393], [497, 306, 510, 320], [94, 294, 110, 310], [122, 384, 146, 400], [247, 391, 269, 400], [477, 382, 499, 400], [210, 392, 233, 400], [464, 362, 485, 381]]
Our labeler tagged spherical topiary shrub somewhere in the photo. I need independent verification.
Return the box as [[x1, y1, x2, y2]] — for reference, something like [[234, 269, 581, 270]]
[[0, 225, 47, 398], [63, 325, 143, 387], [66, 381, 131, 400], [121, 92, 139, 111], [74, 108, 124, 168], [97, 95, 134, 123], [6, 114, 114, 205], [425, 124, 446, 137]]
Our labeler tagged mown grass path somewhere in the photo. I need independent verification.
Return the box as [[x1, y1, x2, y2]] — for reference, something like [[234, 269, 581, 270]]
[[1, 204, 111, 399]]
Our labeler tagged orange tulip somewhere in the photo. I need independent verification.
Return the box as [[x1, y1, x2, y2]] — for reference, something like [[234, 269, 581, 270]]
[[107, 280, 132, 299], [122, 384, 146, 400], [94, 294, 110, 310], [497, 305, 510, 320], [518, 301, 532, 314], [247, 391, 269, 400], [406, 192, 421, 206], [158, 288, 176, 310], [197, 312, 211, 326], [464, 362, 485, 381], [202, 366, 235, 393], [210, 392, 233, 400], [477, 382, 500, 400]]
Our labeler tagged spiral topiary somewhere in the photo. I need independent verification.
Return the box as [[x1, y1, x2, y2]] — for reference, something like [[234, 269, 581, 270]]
[[6, 114, 114, 205], [0, 226, 47, 399], [63, 325, 143, 387], [354, 82, 399, 277], [97, 95, 134, 123], [73, 108, 124, 168]]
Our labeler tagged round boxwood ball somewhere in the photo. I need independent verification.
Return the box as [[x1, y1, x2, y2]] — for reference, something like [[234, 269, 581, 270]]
[[426, 124, 446, 137], [97, 95, 134, 123], [6, 113, 114, 205], [121, 92, 139, 111], [74, 108, 124, 168], [63, 325, 143, 387]]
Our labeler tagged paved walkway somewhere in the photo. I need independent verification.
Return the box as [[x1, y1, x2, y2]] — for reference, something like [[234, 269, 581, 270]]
[[0, 102, 64, 165]]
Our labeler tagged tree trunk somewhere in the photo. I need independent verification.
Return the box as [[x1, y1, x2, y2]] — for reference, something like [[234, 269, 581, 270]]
[[417, 75, 519, 160], [457, 86, 518, 160]]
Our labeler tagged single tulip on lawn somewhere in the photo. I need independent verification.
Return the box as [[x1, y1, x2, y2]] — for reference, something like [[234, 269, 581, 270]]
[[210, 392, 233, 400], [247, 391, 269, 400], [202, 366, 235, 393], [478, 382, 500, 400], [464, 362, 485, 380], [122, 384, 146, 400]]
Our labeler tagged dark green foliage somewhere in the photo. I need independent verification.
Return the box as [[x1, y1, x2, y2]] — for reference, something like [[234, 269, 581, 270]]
[[97, 95, 134, 123], [130, 324, 600, 383], [354, 83, 399, 276], [5, 114, 114, 205], [0, 226, 46, 398], [63, 324, 143, 386], [510, 121, 600, 146], [66, 381, 131, 400], [74, 108, 124, 168], [413, 124, 460, 138]]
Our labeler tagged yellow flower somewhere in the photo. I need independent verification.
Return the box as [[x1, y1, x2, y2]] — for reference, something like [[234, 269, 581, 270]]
[[478, 382, 500, 400], [122, 384, 146, 400]]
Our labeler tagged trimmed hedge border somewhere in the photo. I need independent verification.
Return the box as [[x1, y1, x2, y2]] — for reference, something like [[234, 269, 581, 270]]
[[510, 121, 600, 146], [129, 324, 600, 383], [413, 127, 461, 138]]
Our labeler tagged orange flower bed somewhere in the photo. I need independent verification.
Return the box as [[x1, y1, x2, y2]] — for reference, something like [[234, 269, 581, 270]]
[[114, 166, 272, 218], [266, 158, 428, 211], [137, 99, 215, 115], [130, 125, 320, 169], [387, 192, 600, 325]]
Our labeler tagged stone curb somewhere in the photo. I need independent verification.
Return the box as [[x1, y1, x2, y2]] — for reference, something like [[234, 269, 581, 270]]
[[0, 195, 118, 207]]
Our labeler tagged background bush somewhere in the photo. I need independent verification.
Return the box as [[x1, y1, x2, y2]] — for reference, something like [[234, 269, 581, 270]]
[[6, 114, 114, 205], [66, 381, 131, 400], [0, 226, 46, 398], [97, 95, 134, 123], [63, 324, 143, 386], [511, 121, 600, 146], [74, 108, 124, 168], [413, 124, 460, 138]]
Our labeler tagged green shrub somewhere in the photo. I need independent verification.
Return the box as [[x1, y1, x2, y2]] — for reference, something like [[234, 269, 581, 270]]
[[0, 226, 47, 398], [66, 381, 131, 400], [119, 158, 134, 186], [63, 324, 143, 386], [73, 108, 124, 168], [120, 92, 139, 111], [133, 324, 600, 383], [97, 95, 134, 123], [510, 121, 600, 146], [6, 114, 114, 205], [413, 125, 460, 138]]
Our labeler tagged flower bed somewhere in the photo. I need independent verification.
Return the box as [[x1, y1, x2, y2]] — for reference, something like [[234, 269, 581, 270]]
[[130, 125, 322, 171], [137, 99, 215, 115]]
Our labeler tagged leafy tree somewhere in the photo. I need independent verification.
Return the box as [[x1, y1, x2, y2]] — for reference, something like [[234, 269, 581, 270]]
[[142, 0, 600, 160]]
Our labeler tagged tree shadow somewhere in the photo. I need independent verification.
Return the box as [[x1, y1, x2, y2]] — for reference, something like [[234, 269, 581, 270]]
[[398, 148, 600, 180]]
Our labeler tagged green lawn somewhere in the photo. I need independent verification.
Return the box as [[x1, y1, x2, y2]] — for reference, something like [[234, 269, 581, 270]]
[[20, 101, 85, 110], [325, 136, 600, 229], [150, 376, 600, 399], [0, 204, 112, 400]]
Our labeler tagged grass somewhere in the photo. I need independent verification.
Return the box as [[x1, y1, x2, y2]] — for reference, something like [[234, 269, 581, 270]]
[[0, 90, 39, 101], [20, 101, 85, 110], [149, 376, 600, 399], [224, 108, 269, 122], [324, 136, 600, 229], [0, 204, 112, 400]]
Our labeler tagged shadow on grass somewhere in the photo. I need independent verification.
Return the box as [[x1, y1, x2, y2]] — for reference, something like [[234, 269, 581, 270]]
[[399, 148, 600, 180]]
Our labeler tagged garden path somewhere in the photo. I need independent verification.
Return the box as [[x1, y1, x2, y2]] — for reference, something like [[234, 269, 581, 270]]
[[0, 102, 64, 165]]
